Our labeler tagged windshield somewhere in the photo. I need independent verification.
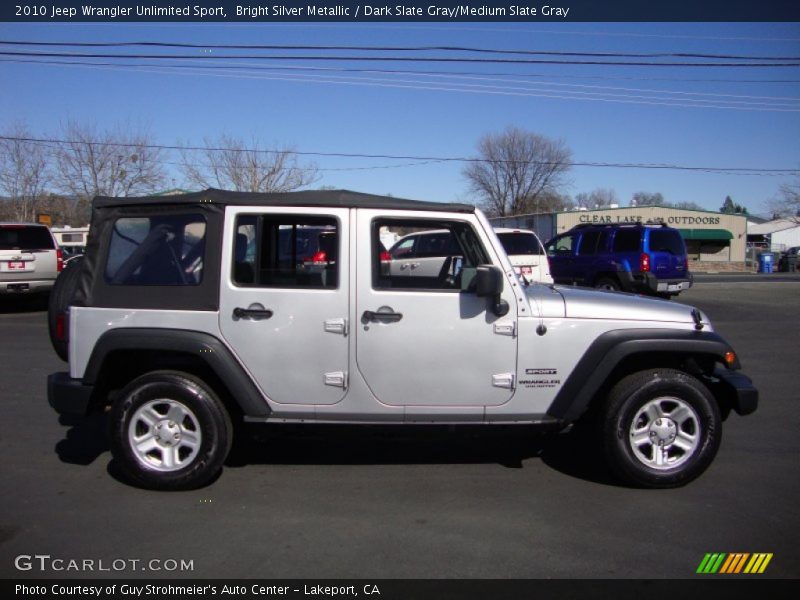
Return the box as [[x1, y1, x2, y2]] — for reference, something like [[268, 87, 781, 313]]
[[497, 232, 544, 255]]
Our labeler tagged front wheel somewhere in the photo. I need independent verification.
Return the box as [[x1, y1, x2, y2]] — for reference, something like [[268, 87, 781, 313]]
[[110, 371, 233, 490], [602, 369, 721, 488]]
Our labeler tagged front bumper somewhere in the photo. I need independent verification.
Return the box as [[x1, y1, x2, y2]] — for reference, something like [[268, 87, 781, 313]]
[[48, 372, 94, 416], [710, 367, 759, 416]]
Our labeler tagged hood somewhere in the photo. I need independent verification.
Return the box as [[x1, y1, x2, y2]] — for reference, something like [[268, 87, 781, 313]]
[[525, 284, 710, 326]]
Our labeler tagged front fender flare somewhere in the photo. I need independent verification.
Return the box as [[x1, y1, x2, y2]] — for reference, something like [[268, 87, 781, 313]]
[[547, 328, 738, 422]]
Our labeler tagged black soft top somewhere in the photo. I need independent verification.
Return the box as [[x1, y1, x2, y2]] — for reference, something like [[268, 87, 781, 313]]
[[74, 188, 474, 312], [93, 188, 475, 213]]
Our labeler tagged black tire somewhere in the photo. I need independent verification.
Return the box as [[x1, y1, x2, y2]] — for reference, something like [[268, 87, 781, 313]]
[[48, 256, 84, 361], [594, 277, 620, 291], [602, 368, 721, 488], [110, 371, 233, 490]]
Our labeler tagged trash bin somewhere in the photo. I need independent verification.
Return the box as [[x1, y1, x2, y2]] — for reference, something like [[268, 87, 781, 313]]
[[758, 252, 774, 273]]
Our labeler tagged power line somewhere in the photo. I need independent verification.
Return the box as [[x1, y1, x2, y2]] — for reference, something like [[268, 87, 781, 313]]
[[2, 40, 799, 61], [18, 57, 797, 112], [5, 56, 800, 85], [283, 24, 800, 44], [2, 50, 799, 68], [3, 135, 798, 176]]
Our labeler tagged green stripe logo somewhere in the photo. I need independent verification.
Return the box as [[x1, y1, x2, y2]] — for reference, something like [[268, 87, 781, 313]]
[[697, 553, 773, 574]]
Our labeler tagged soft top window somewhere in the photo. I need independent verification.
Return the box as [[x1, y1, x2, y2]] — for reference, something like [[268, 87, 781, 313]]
[[104, 214, 206, 286], [0, 225, 54, 250]]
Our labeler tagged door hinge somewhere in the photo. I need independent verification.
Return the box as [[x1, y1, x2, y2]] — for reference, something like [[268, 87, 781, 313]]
[[493, 321, 517, 337], [324, 371, 348, 389], [324, 318, 348, 336], [492, 373, 516, 390]]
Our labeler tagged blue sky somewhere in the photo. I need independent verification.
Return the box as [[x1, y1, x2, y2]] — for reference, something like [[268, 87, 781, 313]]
[[1, 21, 798, 215]]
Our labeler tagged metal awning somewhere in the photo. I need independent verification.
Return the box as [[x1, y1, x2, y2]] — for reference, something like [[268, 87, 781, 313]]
[[678, 229, 734, 241]]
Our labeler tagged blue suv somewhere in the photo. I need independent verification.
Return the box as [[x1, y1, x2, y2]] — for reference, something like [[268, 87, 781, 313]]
[[545, 223, 693, 297]]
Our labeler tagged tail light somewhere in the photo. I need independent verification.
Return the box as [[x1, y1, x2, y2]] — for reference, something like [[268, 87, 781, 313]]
[[305, 251, 327, 265], [640, 253, 651, 272], [56, 248, 64, 272], [55, 312, 66, 341], [684, 256, 689, 271], [380, 250, 391, 262]]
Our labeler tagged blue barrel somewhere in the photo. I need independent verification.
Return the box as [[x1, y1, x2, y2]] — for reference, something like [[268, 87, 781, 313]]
[[758, 252, 774, 273]]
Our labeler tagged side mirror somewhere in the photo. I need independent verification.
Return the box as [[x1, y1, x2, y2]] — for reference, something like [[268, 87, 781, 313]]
[[475, 265, 509, 317], [476, 265, 503, 297]]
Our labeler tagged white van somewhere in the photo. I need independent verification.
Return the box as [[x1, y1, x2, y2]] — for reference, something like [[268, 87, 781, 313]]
[[51, 226, 89, 264]]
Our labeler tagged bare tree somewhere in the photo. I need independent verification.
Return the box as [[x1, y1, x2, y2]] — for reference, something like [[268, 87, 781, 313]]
[[0, 121, 51, 222], [631, 191, 665, 207], [53, 121, 167, 201], [463, 127, 572, 217], [180, 134, 319, 193], [671, 201, 705, 211], [521, 190, 574, 213], [767, 176, 800, 223], [575, 188, 618, 209]]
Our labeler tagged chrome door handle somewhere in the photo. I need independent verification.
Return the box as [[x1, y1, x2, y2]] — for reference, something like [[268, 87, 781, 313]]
[[233, 307, 273, 320], [362, 310, 403, 323]]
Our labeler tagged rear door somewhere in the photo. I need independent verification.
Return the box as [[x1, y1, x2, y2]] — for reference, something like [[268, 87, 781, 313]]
[[573, 229, 602, 285], [219, 207, 350, 406]]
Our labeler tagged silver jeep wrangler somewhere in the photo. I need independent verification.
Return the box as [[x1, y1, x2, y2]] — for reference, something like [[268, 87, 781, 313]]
[[47, 189, 758, 490]]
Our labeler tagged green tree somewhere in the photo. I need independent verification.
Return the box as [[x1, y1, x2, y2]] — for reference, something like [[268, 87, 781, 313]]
[[720, 196, 735, 213]]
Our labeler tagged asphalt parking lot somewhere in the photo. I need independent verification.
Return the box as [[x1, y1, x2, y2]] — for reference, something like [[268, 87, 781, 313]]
[[0, 277, 798, 580]]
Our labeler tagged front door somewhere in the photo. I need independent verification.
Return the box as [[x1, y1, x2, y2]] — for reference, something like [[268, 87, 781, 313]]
[[219, 207, 350, 406], [355, 210, 518, 408]]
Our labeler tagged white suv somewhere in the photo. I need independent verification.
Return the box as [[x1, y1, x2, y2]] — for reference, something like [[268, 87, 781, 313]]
[[0, 223, 62, 296], [494, 227, 553, 284]]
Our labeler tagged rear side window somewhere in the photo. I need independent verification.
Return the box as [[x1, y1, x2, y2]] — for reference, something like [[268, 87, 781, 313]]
[[497, 232, 544, 255], [232, 215, 338, 289], [613, 230, 642, 253], [649, 230, 686, 255], [578, 230, 602, 255], [105, 214, 206, 285], [0, 225, 55, 250]]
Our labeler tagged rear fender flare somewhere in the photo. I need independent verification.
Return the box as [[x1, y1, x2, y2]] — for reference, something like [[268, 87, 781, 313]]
[[83, 328, 270, 418]]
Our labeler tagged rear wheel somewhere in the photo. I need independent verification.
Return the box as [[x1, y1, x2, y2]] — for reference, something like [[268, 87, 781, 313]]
[[602, 368, 721, 488], [110, 371, 233, 490], [594, 277, 620, 291]]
